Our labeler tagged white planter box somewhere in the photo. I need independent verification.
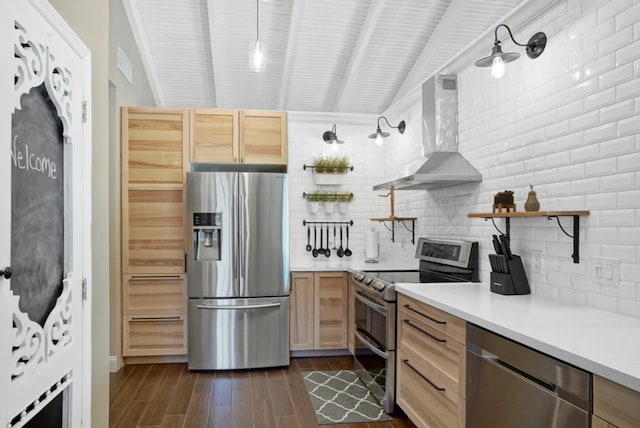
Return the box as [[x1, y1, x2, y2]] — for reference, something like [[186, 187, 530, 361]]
[[313, 173, 346, 186]]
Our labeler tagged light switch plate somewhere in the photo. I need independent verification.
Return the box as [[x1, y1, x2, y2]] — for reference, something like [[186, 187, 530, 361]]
[[531, 250, 543, 273], [591, 257, 620, 287]]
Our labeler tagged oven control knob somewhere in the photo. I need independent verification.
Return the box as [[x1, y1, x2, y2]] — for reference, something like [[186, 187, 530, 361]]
[[353, 272, 365, 281], [371, 281, 386, 291], [363, 277, 373, 285]]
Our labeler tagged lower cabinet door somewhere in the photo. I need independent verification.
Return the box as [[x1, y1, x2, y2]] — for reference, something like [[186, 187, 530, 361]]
[[396, 349, 464, 428], [123, 314, 187, 356]]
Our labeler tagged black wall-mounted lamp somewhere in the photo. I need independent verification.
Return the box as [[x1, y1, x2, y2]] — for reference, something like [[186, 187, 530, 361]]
[[322, 124, 344, 144], [368, 116, 406, 147], [474, 24, 547, 79]]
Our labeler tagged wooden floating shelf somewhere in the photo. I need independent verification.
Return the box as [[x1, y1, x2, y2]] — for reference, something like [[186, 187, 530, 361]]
[[370, 216, 417, 245], [468, 210, 590, 219], [468, 210, 590, 264]]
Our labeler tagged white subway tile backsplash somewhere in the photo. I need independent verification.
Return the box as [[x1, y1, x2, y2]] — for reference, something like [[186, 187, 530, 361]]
[[617, 298, 640, 318], [614, 77, 640, 101], [601, 172, 636, 191], [584, 122, 617, 143], [599, 135, 635, 157], [598, 0, 633, 23], [617, 151, 640, 171], [599, 62, 635, 89], [599, 24, 633, 55], [557, 163, 586, 180], [599, 99, 636, 122], [570, 143, 600, 163], [584, 88, 616, 111], [570, 110, 599, 132], [615, 2, 640, 30], [571, 177, 601, 194], [586, 192, 617, 208], [617, 114, 640, 136]]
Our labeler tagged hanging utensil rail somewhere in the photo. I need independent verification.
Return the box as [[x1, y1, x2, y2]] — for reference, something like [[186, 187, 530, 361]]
[[303, 220, 353, 226]]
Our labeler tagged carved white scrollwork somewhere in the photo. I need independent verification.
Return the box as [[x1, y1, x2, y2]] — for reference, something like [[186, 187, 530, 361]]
[[14, 19, 73, 138], [11, 281, 72, 381]]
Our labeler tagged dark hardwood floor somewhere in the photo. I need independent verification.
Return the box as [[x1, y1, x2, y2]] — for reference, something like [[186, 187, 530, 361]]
[[110, 356, 416, 428]]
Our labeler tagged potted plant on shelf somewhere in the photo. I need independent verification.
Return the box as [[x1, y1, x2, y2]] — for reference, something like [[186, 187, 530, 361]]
[[312, 155, 350, 185], [306, 191, 321, 214], [337, 193, 353, 214], [321, 193, 337, 214]]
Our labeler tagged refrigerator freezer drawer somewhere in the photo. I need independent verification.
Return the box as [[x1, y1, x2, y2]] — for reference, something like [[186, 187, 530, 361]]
[[188, 296, 290, 370]]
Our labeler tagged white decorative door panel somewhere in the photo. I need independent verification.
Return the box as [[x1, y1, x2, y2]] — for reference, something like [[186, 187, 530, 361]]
[[0, 0, 91, 426]]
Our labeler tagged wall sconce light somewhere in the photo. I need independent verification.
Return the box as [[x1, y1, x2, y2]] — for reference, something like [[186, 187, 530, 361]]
[[474, 24, 547, 79], [322, 124, 344, 144], [368, 116, 406, 147]]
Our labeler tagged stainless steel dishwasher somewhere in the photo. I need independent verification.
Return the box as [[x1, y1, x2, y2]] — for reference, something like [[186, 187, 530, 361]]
[[466, 324, 591, 428]]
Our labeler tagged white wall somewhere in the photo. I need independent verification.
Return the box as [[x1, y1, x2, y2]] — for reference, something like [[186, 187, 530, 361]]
[[288, 112, 414, 269], [381, 0, 640, 319]]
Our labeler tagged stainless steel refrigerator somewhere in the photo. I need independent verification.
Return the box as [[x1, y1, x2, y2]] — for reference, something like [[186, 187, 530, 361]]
[[186, 172, 289, 370]]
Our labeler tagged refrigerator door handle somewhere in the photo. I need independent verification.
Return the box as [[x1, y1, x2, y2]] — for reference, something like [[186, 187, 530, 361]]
[[232, 190, 240, 297], [238, 174, 246, 295], [196, 302, 281, 310]]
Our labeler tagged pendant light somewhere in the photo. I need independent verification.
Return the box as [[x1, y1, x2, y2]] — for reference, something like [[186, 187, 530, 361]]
[[475, 24, 547, 79], [368, 116, 406, 147], [248, 0, 268, 72]]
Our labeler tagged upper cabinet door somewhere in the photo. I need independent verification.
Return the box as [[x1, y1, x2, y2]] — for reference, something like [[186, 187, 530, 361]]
[[239, 110, 288, 165], [190, 108, 239, 164], [122, 107, 189, 188]]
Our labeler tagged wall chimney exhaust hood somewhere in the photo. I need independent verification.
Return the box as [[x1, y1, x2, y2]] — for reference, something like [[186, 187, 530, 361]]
[[373, 75, 482, 191]]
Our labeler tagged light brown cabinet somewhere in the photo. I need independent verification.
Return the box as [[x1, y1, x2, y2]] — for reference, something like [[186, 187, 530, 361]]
[[190, 109, 287, 165], [121, 106, 189, 358], [396, 294, 466, 428], [593, 375, 640, 428], [290, 271, 348, 351]]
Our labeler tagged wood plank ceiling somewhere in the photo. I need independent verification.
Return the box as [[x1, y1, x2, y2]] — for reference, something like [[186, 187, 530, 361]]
[[123, 0, 525, 114]]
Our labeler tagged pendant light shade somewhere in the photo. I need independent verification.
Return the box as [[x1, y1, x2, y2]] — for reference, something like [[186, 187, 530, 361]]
[[475, 24, 546, 79], [248, 40, 268, 72], [248, 0, 268, 72]]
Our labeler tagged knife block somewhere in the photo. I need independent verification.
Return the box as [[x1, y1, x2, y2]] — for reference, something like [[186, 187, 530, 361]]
[[490, 255, 530, 295]]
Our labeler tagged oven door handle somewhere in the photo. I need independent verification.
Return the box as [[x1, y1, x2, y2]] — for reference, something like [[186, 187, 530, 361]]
[[355, 329, 388, 359], [355, 291, 388, 315]]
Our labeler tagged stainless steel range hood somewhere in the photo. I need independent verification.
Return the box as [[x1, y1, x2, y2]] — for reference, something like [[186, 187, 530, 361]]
[[373, 75, 482, 191]]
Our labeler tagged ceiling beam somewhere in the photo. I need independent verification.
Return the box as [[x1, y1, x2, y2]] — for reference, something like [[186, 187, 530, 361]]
[[390, 0, 470, 107], [206, 0, 224, 107], [277, 0, 302, 110], [122, 0, 165, 106], [330, 0, 386, 112]]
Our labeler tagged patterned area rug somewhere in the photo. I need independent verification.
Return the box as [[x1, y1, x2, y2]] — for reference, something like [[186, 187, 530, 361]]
[[301, 370, 392, 425]]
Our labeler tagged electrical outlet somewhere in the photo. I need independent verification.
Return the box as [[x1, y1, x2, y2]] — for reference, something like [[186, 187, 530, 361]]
[[592, 257, 620, 286], [531, 250, 543, 273]]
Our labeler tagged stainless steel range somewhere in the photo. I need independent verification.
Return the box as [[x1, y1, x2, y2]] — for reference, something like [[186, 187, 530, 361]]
[[351, 237, 479, 413]]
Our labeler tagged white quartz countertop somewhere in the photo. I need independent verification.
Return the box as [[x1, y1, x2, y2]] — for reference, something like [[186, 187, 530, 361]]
[[396, 282, 640, 393]]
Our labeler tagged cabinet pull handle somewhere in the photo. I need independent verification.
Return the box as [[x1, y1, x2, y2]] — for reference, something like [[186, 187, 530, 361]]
[[402, 359, 445, 392], [130, 316, 181, 322], [403, 319, 446, 343], [403, 304, 446, 325], [129, 275, 182, 281]]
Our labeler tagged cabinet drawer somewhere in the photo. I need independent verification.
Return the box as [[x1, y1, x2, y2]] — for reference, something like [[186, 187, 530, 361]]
[[397, 349, 464, 428], [594, 375, 640, 428], [123, 314, 187, 356], [398, 313, 465, 397], [398, 294, 465, 344], [123, 274, 187, 315]]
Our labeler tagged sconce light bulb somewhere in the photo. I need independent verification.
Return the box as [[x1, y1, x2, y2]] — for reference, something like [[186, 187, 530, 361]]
[[491, 56, 506, 79], [376, 134, 384, 147]]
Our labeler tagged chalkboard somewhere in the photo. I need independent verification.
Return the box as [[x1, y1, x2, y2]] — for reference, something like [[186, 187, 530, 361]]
[[11, 84, 64, 326]]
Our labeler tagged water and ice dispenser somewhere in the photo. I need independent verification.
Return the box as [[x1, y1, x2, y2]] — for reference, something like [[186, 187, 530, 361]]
[[192, 212, 222, 261]]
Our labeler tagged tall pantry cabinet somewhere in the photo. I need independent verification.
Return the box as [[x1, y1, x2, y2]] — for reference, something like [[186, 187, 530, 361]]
[[121, 107, 189, 358], [120, 106, 288, 361]]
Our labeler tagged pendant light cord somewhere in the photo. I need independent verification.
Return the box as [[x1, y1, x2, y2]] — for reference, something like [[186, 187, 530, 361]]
[[256, 0, 259, 41]]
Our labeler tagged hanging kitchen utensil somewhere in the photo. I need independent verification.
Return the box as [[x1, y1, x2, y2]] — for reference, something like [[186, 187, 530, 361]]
[[499, 234, 513, 259], [333, 225, 337, 250], [319, 226, 325, 255], [337, 226, 344, 257], [344, 225, 352, 257], [306, 225, 312, 252], [492, 234, 503, 255], [325, 224, 331, 257], [312, 225, 319, 258]]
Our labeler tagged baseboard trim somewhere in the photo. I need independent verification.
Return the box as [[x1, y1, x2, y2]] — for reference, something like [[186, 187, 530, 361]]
[[291, 349, 351, 358], [123, 355, 188, 365], [109, 356, 120, 373]]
